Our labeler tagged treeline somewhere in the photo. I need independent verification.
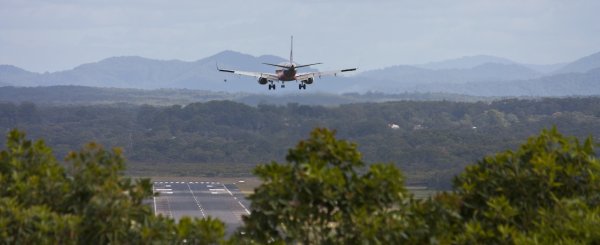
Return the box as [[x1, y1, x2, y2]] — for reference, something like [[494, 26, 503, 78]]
[[0, 85, 488, 106], [1, 97, 600, 188], [3, 128, 600, 243]]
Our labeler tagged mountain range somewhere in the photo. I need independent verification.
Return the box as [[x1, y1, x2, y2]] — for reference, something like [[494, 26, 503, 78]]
[[1, 50, 600, 96]]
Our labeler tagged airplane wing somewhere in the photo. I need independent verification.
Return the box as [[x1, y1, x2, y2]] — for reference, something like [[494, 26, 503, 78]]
[[296, 68, 357, 80], [217, 66, 279, 80]]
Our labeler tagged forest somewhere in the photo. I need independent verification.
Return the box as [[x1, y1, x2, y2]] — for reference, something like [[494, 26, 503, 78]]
[[2, 127, 600, 243], [1, 97, 600, 188]]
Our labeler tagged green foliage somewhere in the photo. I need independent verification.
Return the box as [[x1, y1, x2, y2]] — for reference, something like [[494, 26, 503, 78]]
[[238, 128, 413, 244], [4, 97, 600, 188], [512, 198, 600, 244], [237, 127, 600, 244], [451, 127, 600, 243], [0, 129, 225, 244], [4, 122, 600, 243]]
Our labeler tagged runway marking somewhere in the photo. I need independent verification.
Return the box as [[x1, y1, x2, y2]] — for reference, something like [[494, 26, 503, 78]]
[[153, 196, 157, 215], [153, 184, 173, 218], [187, 183, 206, 218], [165, 185, 171, 187], [164, 197, 173, 218], [152, 185, 158, 215], [223, 184, 251, 215], [155, 188, 172, 191]]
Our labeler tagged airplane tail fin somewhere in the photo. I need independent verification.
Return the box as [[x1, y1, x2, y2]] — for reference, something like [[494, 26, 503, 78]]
[[290, 35, 293, 64], [261, 36, 322, 69]]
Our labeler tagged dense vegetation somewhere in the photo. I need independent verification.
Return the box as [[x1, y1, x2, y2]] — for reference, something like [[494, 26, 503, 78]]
[[0, 130, 225, 244], [0, 85, 488, 106], [2, 97, 600, 188], [2, 127, 599, 243]]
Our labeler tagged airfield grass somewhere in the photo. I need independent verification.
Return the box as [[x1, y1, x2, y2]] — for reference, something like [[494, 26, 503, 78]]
[[125, 162, 255, 178]]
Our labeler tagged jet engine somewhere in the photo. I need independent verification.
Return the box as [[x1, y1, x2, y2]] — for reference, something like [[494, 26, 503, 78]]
[[305, 77, 314, 84], [258, 77, 268, 85]]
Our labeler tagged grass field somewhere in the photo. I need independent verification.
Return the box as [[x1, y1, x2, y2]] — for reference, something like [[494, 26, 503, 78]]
[[125, 162, 255, 178]]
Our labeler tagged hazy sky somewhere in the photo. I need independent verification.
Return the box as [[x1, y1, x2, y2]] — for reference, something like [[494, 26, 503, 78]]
[[1, 0, 600, 72]]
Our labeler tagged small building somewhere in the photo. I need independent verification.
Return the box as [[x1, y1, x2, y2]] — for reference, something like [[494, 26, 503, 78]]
[[388, 123, 400, 129]]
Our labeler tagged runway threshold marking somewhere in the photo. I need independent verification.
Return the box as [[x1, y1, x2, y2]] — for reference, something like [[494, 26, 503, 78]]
[[152, 185, 158, 215], [153, 196, 157, 215], [166, 197, 173, 218], [187, 183, 206, 218], [222, 184, 251, 215], [153, 184, 174, 218]]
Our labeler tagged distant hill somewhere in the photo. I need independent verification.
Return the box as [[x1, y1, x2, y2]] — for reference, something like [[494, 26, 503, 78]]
[[385, 68, 600, 97], [555, 51, 600, 74], [416, 55, 516, 70], [522, 63, 567, 74], [0, 65, 39, 86], [2, 50, 600, 96], [0, 51, 316, 93], [358, 63, 541, 86], [415, 55, 566, 74]]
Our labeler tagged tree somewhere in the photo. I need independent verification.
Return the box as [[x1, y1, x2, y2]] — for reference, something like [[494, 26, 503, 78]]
[[0, 129, 225, 244], [236, 128, 414, 244], [450, 127, 600, 243], [4, 124, 600, 244]]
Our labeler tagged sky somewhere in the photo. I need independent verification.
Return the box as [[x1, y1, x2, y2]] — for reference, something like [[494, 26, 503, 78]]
[[1, 0, 600, 73]]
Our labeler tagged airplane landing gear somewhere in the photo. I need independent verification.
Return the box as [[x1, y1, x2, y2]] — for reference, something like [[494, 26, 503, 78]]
[[298, 84, 307, 90], [268, 84, 276, 90], [281, 84, 285, 88]]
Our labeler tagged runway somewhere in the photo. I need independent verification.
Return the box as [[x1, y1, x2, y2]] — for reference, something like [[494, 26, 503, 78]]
[[152, 180, 251, 234]]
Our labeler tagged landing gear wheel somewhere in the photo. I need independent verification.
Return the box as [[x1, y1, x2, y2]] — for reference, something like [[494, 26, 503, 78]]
[[281, 84, 285, 88]]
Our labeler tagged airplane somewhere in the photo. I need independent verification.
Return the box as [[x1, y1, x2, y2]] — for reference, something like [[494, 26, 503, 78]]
[[217, 36, 357, 90]]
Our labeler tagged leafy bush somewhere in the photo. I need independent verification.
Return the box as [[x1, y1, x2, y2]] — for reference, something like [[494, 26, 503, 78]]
[[0, 130, 225, 244], [451, 128, 600, 243], [237, 128, 414, 244]]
